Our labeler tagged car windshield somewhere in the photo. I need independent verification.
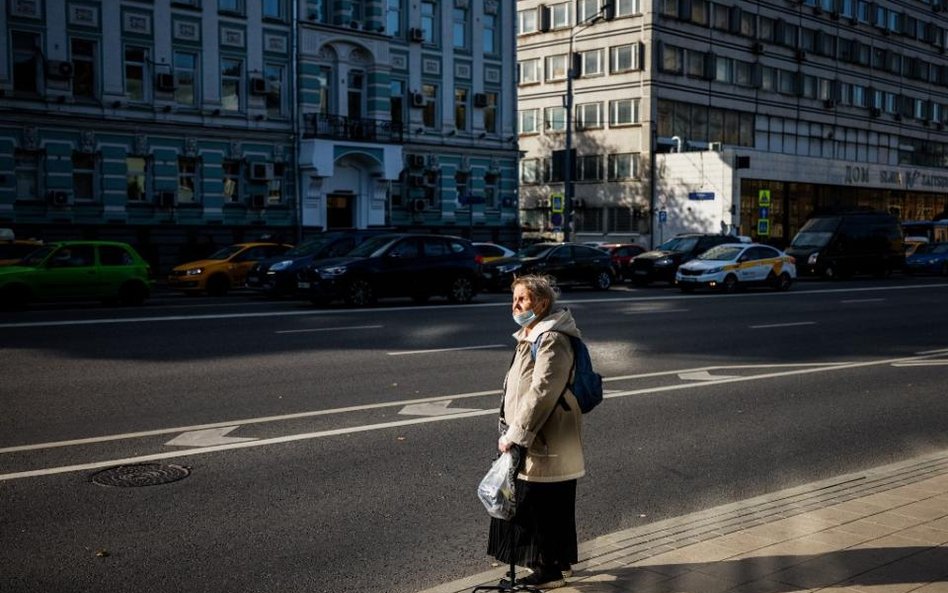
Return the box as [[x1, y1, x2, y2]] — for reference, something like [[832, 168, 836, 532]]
[[19, 245, 56, 266], [517, 244, 555, 258], [285, 238, 335, 257], [346, 235, 398, 258], [656, 236, 699, 252], [206, 245, 244, 260], [918, 243, 948, 255], [791, 217, 840, 248], [697, 245, 744, 261]]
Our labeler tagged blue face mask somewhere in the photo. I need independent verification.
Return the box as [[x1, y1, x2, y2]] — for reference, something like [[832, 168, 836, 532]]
[[513, 309, 537, 327]]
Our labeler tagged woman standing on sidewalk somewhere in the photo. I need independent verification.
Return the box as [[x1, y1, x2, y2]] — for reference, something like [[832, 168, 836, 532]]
[[488, 274, 585, 590]]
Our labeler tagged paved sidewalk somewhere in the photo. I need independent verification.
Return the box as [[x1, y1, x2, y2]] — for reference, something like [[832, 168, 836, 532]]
[[420, 449, 948, 593]]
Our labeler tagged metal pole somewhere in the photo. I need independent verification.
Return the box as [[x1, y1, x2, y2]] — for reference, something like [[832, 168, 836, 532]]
[[563, 35, 574, 244]]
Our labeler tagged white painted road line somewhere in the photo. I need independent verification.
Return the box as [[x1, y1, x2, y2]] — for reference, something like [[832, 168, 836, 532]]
[[3, 348, 947, 482], [750, 321, 817, 329], [275, 324, 383, 334], [840, 298, 885, 304], [387, 344, 506, 356]]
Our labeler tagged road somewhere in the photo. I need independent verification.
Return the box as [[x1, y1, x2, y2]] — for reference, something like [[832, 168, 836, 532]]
[[1, 278, 947, 593]]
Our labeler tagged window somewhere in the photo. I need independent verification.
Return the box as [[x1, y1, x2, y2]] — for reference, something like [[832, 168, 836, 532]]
[[455, 88, 468, 131], [712, 4, 729, 30], [581, 49, 604, 76], [545, 106, 567, 131], [610, 98, 640, 125], [661, 44, 683, 73], [267, 164, 283, 204], [520, 159, 541, 183], [421, 1, 436, 43], [615, 0, 640, 17], [72, 152, 96, 201], [453, 8, 467, 48], [852, 85, 867, 107], [125, 47, 149, 102], [546, 54, 568, 81], [265, 64, 285, 118], [483, 15, 496, 53], [222, 160, 241, 203], [608, 153, 638, 180], [576, 155, 602, 181], [127, 157, 148, 201], [611, 44, 641, 72], [518, 59, 541, 84], [12, 31, 41, 94], [735, 61, 754, 87], [350, 0, 365, 22], [550, 3, 570, 27], [686, 50, 710, 79], [219, 0, 242, 13], [518, 8, 538, 34], [483, 92, 498, 133], [263, 0, 282, 19], [348, 70, 364, 120], [16, 151, 41, 201], [577, 0, 599, 23], [690, 0, 709, 25], [316, 66, 331, 114], [390, 80, 405, 124], [659, 0, 679, 18], [174, 52, 197, 106], [100, 245, 135, 266], [71, 38, 97, 99], [716, 57, 734, 83], [221, 58, 242, 111], [519, 108, 540, 134], [739, 11, 756, 37], [422, 84, 437, 128], [576, 102, 602, 129], [386, 0, 401, 35], [177, 157, 198, 202]]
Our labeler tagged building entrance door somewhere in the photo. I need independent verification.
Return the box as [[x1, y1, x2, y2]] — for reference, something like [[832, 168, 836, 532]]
[[326, 193, 354, 228]]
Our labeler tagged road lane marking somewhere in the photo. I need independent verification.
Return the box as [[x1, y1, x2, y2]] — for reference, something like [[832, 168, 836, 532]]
[[678, 370, 739, 381], [165, 426, 257, 447], [891, 361, 948, 367], [387, 344, 505, 356], [3, 348, 947, 482], [750, 321, 816, 329], [398, 400, 483, 416], [840, 298, 885, 304], [623, 308, 690, 315], [275, 324, 382, 334]]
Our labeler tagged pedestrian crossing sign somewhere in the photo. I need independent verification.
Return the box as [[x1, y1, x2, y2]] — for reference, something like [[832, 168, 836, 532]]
[[551, 193, 564, 213], [758, 189, 771, 207]]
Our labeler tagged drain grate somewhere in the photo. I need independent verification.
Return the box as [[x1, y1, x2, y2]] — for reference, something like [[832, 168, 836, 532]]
[[91, 463, 190, 487]]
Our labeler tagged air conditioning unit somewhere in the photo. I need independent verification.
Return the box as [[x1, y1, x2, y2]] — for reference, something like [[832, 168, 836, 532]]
[[795, 49, 807, 61], [537, 199, 550, 209], [250, 77, 268, 95], [249, 162, 274, 181], [823, 99, 836, 109], [708, 142, 723, 151], [411, 92, 426, 107], [250, 194, 266, 209], [157, 191, 176, 208], [408, 154, 426, 169], [751, 42, 764, 54], [870, 107, 882, 117], [936, 122, 945, 130], [408, 174, 426, 187], [47, 190, 70, 206], [409, 27, 424, 42], [412, 198, 428, 212], [473, 93, 488, 108], [46, 60, 74, 80], [156, 73, 176, 91]]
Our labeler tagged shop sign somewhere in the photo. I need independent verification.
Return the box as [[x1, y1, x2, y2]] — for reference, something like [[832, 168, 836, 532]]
[[845, 165, 948, 189]]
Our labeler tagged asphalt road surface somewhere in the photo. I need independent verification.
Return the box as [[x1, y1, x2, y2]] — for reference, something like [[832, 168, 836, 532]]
[[2, 278, 947, 593]]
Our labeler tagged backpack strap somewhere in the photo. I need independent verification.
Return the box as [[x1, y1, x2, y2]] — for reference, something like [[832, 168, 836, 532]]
[[529, 331, 575, 412]]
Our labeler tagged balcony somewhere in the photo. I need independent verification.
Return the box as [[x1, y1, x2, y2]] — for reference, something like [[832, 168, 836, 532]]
[[303, 113, 404, 144]]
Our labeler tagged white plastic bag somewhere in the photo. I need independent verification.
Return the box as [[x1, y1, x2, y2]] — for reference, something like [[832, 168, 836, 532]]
[[477, 452, 516, 520]]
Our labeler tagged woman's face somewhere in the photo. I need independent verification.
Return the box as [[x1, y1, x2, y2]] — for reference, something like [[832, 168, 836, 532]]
[[512, 284, 546, 318]]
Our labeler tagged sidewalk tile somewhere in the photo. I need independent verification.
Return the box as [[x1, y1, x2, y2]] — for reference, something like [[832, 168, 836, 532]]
[[741, 517, 836, 542], [724, 577, 816, 593], [705, 532, 782, 555], [656, 567, 741, 593], [805, 527, 877, 549], [926, 517, 948, 533], [909, 583, 948, 593], [894, 525, 948, 546], [889, 501, 948, 522], [862, 511, 925, 530], [833, 519, 903, 540], [735, 536, 839, 559]]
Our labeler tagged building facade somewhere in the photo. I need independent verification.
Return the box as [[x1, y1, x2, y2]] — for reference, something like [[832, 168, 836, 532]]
[[0, 0, 519, 275], [516, 0, 948, 247]]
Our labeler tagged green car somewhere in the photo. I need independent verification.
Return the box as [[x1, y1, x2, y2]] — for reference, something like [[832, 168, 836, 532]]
[[0, 241, 153, 308]]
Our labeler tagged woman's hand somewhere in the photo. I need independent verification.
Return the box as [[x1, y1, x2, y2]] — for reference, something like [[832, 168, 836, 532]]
[[498, 435, 514, 453]]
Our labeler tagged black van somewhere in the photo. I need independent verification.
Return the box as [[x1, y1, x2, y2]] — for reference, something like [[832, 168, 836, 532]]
[[786, 212, 904, 278]]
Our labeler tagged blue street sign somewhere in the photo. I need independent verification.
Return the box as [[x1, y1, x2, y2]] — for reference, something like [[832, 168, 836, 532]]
[[759, 206, 769, 219], [688, 192, 715, 201], [551, 213, 563, 226], [658, 210, 667, 223]]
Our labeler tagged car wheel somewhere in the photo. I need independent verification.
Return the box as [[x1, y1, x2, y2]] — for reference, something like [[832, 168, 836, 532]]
[[447, 275, 475, 303], [206, 274, 230, 296], [119, 281, 149, 306], [722, 274, 739, 292], [592, 271, 612, 291], [776, 272, 792, 291], [345, 278, 376, 307], [822, 265, 836, 280]]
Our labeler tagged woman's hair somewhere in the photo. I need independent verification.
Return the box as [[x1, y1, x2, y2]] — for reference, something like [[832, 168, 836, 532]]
[[511, 274, 559, 316]]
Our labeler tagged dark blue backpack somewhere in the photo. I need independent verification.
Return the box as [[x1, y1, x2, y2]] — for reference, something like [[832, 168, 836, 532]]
[[531, 332, 603, 414]]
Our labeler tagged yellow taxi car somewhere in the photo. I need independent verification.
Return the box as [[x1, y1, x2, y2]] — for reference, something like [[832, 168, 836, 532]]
[[168, 242, 293, 296], [0, 228, 43, 266], [675, 242, 796, 292]]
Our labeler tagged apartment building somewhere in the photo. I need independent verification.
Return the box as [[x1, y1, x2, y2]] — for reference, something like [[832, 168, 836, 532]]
[[0, 0, 519, 275], [516, 0, 948, 247]]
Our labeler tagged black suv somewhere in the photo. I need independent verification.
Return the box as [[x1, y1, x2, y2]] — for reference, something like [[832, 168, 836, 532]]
[[481, 243, 614, 291], [296, 233, 480, 306], [245, 229, 390, 297], [629, 234, 736, 285]]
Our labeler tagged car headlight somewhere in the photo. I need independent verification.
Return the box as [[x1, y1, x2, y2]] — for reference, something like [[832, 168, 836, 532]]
[[706, 266, 723, 274], [497, 263, 522, 274], [808, 252, 820, 265], [318, 265, 348, 278], [185, 268, 204, 276], [269, 260, 293, 272], [654, 258, 673, 267], [928, 258, 940, 264]]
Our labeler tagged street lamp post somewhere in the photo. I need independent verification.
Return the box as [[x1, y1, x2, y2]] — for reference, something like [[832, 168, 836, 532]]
[[562, 6, 609, 243]]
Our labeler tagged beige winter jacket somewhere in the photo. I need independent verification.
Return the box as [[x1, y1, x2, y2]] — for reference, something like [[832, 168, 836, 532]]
[[501, 308, 585, 482]]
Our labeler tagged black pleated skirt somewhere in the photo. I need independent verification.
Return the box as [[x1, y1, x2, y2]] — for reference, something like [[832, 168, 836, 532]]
[[486, 479, 577, 570]]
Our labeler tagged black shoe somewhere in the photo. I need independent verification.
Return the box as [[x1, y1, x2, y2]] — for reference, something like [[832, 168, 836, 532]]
[[500, 568, 565, 590], [558, 563, 573, 578]]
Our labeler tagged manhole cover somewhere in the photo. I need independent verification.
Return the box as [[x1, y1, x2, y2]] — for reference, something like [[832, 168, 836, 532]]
[[91, 463, 190, 487]]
